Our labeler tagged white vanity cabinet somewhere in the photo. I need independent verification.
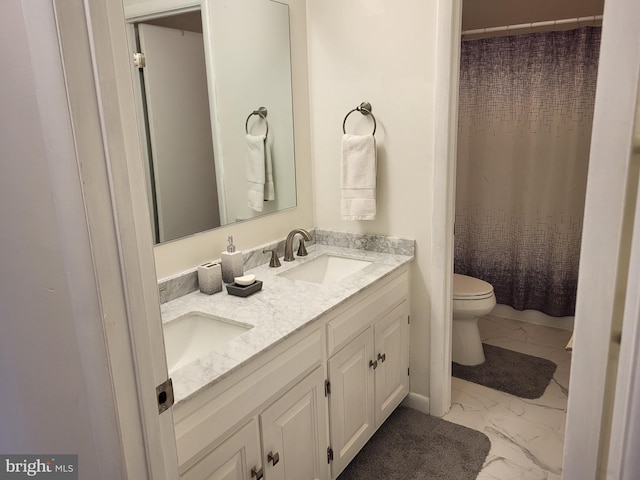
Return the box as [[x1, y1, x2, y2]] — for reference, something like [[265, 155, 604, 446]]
[[325, 269, 410, 477], [326, 327, 375, 475], [259, 366, 328, 480], [175, 328, 329, 480], [374, 301, 411, 425], [173, 264, 410, 480], [181, 366, 328, 480]]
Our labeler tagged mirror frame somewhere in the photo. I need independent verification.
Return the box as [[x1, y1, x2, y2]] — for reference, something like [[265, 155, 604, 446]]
[[125, 0, 298, 245]]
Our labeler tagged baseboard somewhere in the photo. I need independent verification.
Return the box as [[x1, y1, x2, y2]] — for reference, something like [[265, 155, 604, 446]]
[[402, 392, 430, 414], [490, 304, 574, 331]]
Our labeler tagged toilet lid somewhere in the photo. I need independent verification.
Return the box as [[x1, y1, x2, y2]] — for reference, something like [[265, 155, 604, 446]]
[[453, 274, 494, 299]]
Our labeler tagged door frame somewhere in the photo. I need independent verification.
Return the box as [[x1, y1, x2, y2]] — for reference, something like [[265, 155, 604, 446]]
[[53, 0, 179, 478], [433, 0, 640, 478], [563, 0, 640, 477], [429, 0, 462, 418]]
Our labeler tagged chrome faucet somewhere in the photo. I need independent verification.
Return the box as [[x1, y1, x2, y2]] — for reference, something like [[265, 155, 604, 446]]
[[284, 228, 312, 262]]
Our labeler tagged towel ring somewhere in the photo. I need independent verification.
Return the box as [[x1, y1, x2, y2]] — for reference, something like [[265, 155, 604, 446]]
[[245, 107, 269, 137], [342, 102, 376, 136]]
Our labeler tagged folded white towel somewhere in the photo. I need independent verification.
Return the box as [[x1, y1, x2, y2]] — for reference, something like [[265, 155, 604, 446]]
[[246, 134, 267, 212], [341, 134, 376, 220]]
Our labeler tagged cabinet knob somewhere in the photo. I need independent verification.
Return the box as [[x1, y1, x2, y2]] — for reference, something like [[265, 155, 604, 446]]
[[378, 353, 386, 363], [251, 466, 264, 479], [369, 359, 378, 369], [267, 451, 280, 466]]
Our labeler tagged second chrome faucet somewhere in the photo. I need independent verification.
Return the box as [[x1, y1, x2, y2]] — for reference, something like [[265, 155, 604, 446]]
[[284, 228, 312, 262]]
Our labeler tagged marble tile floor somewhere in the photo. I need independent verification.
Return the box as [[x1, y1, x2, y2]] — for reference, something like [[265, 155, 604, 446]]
[[443, 315, 573, 480]]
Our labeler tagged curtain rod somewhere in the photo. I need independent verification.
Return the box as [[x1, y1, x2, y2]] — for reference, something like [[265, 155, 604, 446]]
[[461, 15, 603, 38]]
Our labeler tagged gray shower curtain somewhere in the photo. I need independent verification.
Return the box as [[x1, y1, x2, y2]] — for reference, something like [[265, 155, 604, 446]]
[[454, 27, 601, 317]]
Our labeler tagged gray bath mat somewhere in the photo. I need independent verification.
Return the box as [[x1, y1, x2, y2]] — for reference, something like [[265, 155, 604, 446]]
[[337, 406, 491, 480], [452, 343, 557, 399]]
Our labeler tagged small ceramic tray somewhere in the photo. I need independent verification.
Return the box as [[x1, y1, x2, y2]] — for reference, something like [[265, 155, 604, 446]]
[[226, 280, 263, 297]]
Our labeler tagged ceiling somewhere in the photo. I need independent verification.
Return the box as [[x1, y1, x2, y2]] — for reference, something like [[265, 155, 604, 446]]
[[462, 0, 605, 31]]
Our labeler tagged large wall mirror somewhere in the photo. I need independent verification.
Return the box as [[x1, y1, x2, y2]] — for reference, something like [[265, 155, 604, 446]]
[[124, 0, 297, 244]]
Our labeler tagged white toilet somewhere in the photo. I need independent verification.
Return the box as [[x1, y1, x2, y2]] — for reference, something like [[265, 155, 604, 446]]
[[452, 273, 496, 366]]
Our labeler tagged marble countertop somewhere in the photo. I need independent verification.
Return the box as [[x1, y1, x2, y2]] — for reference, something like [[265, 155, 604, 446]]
[[162, 244, 413, 407]]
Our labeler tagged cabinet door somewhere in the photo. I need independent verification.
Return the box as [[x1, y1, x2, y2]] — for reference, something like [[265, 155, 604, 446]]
[[260, 366, 329, 480], [181, 419, 262, 480], [374, 301, 410, 427], [327, 328, 375, 477]]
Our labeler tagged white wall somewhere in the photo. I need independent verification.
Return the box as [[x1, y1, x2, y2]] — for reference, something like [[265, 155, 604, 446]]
[[306, 0, 438, 401], [0, 1, 124, 476], [153, 0, 314, 279]]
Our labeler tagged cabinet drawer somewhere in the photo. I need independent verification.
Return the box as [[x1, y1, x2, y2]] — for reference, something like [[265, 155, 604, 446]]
[[175, 328, 323, 472], [326, 270, 408, 356]]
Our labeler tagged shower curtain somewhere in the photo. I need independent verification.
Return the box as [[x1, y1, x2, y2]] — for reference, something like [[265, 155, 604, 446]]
[[454, 27, 601, 317]]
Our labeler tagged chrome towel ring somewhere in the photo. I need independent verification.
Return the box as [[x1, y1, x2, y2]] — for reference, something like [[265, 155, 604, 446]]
[[343, 101, 376, 136], [245, 106, 269, 137]]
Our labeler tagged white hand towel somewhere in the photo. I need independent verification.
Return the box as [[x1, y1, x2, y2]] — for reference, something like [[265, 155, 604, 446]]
[[246, 134, 266, 212], [264, 140, 275, 201], [341, 134, 377, 220]]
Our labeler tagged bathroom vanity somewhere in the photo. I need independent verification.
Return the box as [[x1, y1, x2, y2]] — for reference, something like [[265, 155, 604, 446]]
[[163, 243, 412, 479]]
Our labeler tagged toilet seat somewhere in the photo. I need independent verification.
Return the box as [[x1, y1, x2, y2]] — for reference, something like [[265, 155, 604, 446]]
[[453, 274, 494, 300]]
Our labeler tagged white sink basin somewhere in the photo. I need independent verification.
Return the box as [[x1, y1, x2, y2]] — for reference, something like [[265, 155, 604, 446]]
[[163, 311, 252, 374], [278, 254, 373, 284]]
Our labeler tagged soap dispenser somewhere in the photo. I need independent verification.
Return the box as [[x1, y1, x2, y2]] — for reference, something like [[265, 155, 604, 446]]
[[221, 235, 244, 284]]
